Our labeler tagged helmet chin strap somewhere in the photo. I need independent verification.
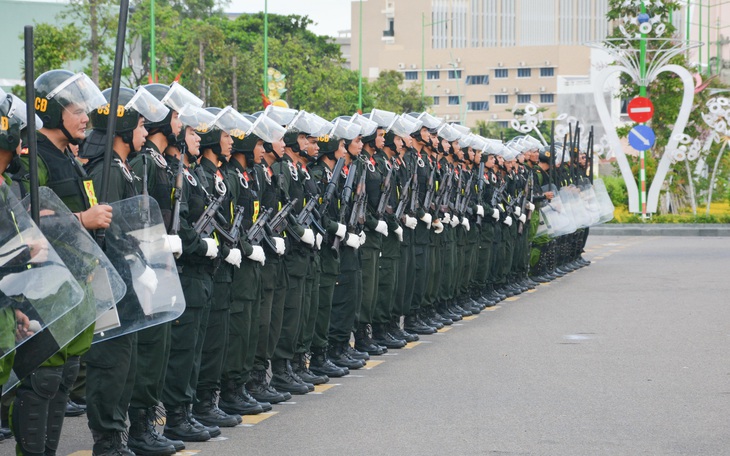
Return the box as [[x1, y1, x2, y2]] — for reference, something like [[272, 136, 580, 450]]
[[59, 120, 80, 146]]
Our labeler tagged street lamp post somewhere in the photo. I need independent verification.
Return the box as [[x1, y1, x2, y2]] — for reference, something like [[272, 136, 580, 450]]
[[421, 12, 451, 104]]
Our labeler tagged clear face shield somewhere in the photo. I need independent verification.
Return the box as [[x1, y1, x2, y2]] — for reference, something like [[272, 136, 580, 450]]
[[161, 82, 204, 112], [212, 106, 254, 138], [8, 94, 44, 130], [415, 111, 443, 130], [127, 87, 170, 123], [46, 73, 107, 114], [177, 105, 217, 132], [329, 118, 362, 141], [350, 113, 379, 138], [367, 109, 399, 132], [437, 123, 461, 142], [263, 104, 299, 126], [390, 115, 422, 138], [250, 111, 287, 143]]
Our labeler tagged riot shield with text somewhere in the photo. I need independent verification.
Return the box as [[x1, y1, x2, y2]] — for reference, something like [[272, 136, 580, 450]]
[[0, 183, 85, 385], [93, 195, 185, 342]]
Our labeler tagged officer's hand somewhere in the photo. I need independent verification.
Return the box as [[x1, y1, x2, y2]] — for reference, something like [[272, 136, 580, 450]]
[[375, 220, 388, 237], [27, 239, 49, 263], [358, 231, 367, 246], [476, 205, 485, 217], [335, 223, 347, 239], [315, 233, 323, 250], [450, 215, 459, 228], [225, 248, 243, 267], [404, 215, 418, 230], [442, 213, 451, 225], [519, 214, 527, 223], [461, 217, 470, 231], [246, 245, 266, 265], [138, 266, 158, 294], [432, 219, 444, 234], [202, 238, 218, 258], [14, 309, 32, 341], [345, 232, 360, 249], [503, 216, 513, 227], [420, 212, 432, 229], [272, 237, 286, 256], [515, 206, 522, 217], [544, 191, 554, 200], [79, 204, 113, 230], [394, 226, 404, 242], [527, 202, 535, 211], [301, 228, 315, 246], [491, 208, 500, 220], [165, 235, 183, 258]]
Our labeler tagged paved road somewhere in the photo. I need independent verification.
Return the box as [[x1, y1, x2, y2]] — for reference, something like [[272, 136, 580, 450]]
[[13, 235, 730, 456]]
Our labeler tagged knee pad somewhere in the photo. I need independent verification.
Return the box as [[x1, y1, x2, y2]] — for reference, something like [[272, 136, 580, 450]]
[[13, 366, 64, 455]]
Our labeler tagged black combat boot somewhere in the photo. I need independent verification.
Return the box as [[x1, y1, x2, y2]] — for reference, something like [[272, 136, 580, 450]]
[[309, 346, 349, 378], [371, 323, 406, 349], [354, 324, 386, 355], [127, 407, 177, 456], [270, 359, 310, 395], [91, 430, 136, 456], [291, 353, 329, 385], [389, 319, 419, 343], [328, 342, 365, 370], [162, 405, 210, 442], [219, 380, 264, 416], [404, 314, 436, 335], [192, 389, 240, 428], [246, 369, 291, 404]]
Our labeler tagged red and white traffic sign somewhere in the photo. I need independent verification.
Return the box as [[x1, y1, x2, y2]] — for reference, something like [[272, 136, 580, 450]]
[[627, 97, 654, 123]]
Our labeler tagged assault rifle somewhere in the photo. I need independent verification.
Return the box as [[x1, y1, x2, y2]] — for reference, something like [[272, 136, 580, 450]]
[[247, 207, 273, 247], [318, 157, 346, 215], [169, 150, 185, 235], [266, 198, 298, 238], [422, 160, 437, 213], [331, 162, 358, 252], [475, 161, 486, 225], [350, 166, 368, 230], [193, 192, 227, 238], [435, 169, 454, 216], [375, 164, 393, 219], [395, 174, 414, 220]]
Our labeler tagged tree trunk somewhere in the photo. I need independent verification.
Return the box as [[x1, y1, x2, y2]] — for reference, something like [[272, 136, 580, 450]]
[[199, 40, 206, 104], [684, 158, 697, 215], [90, 0, 99, 84], [706, 140, 727, 215], [232, 54, 238, 110]]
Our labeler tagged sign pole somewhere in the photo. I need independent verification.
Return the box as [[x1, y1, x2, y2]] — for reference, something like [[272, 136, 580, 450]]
[[639, 1, 648, 217]]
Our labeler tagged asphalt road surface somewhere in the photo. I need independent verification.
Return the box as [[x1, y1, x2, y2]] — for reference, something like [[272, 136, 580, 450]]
[[10, 235, 729, 456]]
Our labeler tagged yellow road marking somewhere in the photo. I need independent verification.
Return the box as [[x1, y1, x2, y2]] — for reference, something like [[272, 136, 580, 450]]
[[462, 315, 479, 321], [176, 451, 201, 455], [527, 289, 537, 293], [68, 452, 92, 456], [242, 411, 278, 425], [403, 341, 422, 349], [594, 256, 604, 260], [313, 383, 338, 393], [437, 326, 452, 333], [363, 360, 384, 369], [482, 305, 501, 311], [505, 296, 520, 302]]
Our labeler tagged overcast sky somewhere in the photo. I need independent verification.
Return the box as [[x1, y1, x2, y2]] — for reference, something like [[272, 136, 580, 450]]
[[226, 0, 353, 37]]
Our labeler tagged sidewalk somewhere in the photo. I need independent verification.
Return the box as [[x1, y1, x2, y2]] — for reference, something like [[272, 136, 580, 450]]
[[590, 223, 730, 236]]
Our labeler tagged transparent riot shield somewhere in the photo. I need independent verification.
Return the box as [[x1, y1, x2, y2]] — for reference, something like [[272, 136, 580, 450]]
[[578, 183, 602, 227], [541, 184, 576, 237], [93, 195, 185, 342], [0, 184, 85, 388], [559, 185, 590, 229], [592, 179, 615, 224]]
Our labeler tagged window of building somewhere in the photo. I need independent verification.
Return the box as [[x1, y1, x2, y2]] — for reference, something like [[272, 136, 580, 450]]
[[495, 68, 508, 78], [383, 18, 394, 37], [404, 71, 418, 81], [540, 67, 555, 77], [448, 95, 461, 105], [494, 94, 508, 104], [540, 93, 555, 104], [448, 70, 463, 79], [517, 94, 531, 103], [433, 96, 440, 105], [497, 121, 509, 128], [467, 101, 489, 111], [465, 75, 489, 85], [427, 70, 440, 80], [517, 68, 532, 78]]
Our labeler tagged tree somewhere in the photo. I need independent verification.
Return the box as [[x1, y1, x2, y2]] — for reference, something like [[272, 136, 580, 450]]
[[369, 70, 431, 113]]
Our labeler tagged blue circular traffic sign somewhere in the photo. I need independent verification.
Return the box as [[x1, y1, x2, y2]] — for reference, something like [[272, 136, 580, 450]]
[[628, 125, 656, 151]]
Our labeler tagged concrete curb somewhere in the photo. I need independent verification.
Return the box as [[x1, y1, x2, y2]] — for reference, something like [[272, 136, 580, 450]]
[[590, 224, 730, 236]]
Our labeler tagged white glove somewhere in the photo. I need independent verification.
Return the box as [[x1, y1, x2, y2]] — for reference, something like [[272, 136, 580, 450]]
[[394, 226, 404, 242], [461, 217, 470, 231], [527, 202, 535, 211], [491, 208, 500, 220], [165, 235, 183, 258], [203, 238, 218, 258], [358, 231, 367, 246], [375, 220, 388, 237], [225, 248, 242, 267], [442, 213, 451, 225], [246, 245, 266, 265], [503, 216, 513, 226], [335, 223, 347, 239], [404, 215, 418, 230], [450, 215, 459, 227], [432, 219, 444, 234], [420, 212, 432, 229], [345, 232, 360, 249], [519, 214, 527, 223], [273, 236, 286, 256], [515, 206, 521, 217], [138, 266, 158, 294], [301, 228, 315, 246], [476, 205, 484, 217], [315, 233, 323, 250]]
